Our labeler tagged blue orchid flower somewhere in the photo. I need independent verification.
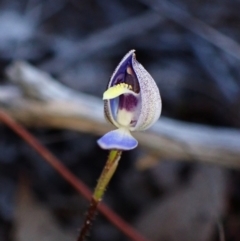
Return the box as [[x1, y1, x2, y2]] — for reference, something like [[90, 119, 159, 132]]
[[97, 50, 162, 150]]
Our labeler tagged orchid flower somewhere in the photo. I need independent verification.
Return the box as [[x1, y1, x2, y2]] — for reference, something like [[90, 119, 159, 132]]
[[79, 50, 162, 240], [97, 49, 162, 150]]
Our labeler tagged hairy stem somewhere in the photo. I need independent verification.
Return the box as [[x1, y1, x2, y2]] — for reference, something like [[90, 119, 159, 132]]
[[78, 150, 122, 241]]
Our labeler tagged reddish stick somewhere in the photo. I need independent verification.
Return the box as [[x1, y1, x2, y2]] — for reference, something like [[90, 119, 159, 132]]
[[0, 109, 149, 241]]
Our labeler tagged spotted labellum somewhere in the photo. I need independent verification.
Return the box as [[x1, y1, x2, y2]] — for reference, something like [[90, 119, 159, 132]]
[[97, 50, 162, 150]]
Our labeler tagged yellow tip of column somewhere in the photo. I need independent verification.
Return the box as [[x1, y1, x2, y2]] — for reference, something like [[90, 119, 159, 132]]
[[103, 84, 133, 100]]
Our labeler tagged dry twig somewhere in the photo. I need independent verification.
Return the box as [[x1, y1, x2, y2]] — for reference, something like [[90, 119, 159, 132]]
[[1, 61, 240, 168], [41, 10, 163, 73], [139, 0, 240, 61]]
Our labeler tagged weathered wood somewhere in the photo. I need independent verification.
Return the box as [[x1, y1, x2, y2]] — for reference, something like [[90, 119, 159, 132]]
[[1, 61, 240, 168]]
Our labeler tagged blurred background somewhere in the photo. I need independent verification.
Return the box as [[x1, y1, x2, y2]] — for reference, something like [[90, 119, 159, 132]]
[[0, 0, 240, 241]]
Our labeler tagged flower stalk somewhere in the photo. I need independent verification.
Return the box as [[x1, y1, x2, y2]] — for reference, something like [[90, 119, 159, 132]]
[[78, 150, 122, 241], [93, 150, 122, 201]]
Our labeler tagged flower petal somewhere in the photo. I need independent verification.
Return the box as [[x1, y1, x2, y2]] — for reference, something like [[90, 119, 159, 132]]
[[97, 128, 138, 150], [131, 53, 162, 130]]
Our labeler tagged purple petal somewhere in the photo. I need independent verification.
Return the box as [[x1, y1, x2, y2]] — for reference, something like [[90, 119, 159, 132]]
[[97, 129, 138, 150]]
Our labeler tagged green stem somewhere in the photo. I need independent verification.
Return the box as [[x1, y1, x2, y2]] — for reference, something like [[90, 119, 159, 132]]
[[78, 150, 122, 241], [93, 150, 122, 201]]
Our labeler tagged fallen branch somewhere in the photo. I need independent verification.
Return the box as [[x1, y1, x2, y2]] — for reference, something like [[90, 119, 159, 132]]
[[1, 61, 240, 168]]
